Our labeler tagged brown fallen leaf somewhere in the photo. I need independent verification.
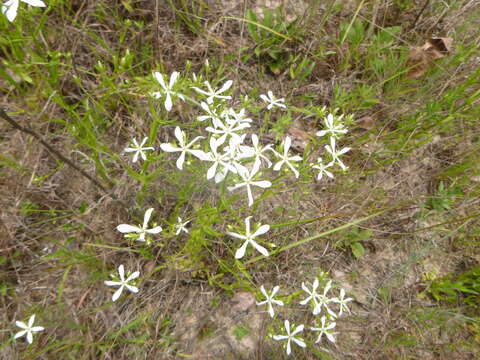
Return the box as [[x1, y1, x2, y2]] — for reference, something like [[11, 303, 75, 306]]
[[406, 37, 453, 79]]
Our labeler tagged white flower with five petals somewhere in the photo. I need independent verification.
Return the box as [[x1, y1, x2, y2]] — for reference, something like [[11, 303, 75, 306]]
[[272, 136, 303, 178], [2, 0, 45, 23], [228, 161, 272, 207], [272, 320, 306, 356], [316, 113, 348, 138], [325, 137, 350, 171], [151, 71, 185, 112], [175, 217, 190, 235], [205, 117, 250, 144], [300, 279, 337, 316], [227, 216, 270, 259], [202, 137, 238, 183], [256, 285, 284, 318], [331, 288, 353, 317], [160, 126, 206, 170], [192, 80, 233, 104], [311, 157, 334, 180], [14, 314, 44, 344], [251, 134, 273, 169], [104, 264, 140, 302], [260, 91, 286, 110], [116, 208, 162, 242], [123, 137, 155, 163], [311, 316, 337, 344]]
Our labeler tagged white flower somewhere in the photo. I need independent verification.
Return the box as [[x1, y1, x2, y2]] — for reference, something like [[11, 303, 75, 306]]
[[14, 314, 44, 344], [325, 137, 350, 171], [260, 90, 286, 110], [256, 285, 284, 318], [197, 101, 221, 124], [160, 126, 206, 170], [116, 208, 162, 242], [311, 157, 334, 180], [316, 113, 348, 138], [272, 320, 306, 356], [251, 134, 273, 168], [203, 137, 238, 183], [175, 217, 190, 235], [272, 136, 303, 178], [123, 137, 155, 163], [2, 0, 45, 23], [311, 316, 336, 344], [227, 216, 270, 259], [151, 71, 185, 112], [300, 279, 336, 316], [192, 80, 233, 104], [331, 288, 353, 317], [228, 161, 272, 207], [226, 108, 253, 125], [104, 264, 140, 302], [205, 117, 250, 144]]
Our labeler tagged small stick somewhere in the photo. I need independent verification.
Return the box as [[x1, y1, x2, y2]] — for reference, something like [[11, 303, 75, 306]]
[[410, 0, 430, 31], [0, 108, 112, 196]]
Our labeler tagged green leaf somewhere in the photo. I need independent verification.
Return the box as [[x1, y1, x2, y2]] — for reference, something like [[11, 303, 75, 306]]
[[351, 242, 365, 259]]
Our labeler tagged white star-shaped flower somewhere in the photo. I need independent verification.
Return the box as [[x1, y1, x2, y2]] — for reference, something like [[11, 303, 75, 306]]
[[104, 264, 140, 302], [227, 216, 270, 259], [14, 314, 44, 344], [160, 126, 206, 170], [300, 279, 336, 316], [205, 117, 250, 144], [202, 137, 238, 183], [311, 157, 334, 180], [197, 101, 221, 124], [331, 288, 353, 317], [2, 0, 45, 23], [260, 90, 286, 110], [251, 134, 273, 168], [311, 315, 337, 344], [192, 80, 233, 104], [228, 161, 272, 207], [123, 137, 155, 163], [151, 71, 185, 112], [316, 113, 348, 138], [116, 208, 162, 242], [272, 136, 303, 178], [325, 137, 350, 171], [272, 320, 306, 356], [256, 285, 284, 318], [174, 217, 190, 235]]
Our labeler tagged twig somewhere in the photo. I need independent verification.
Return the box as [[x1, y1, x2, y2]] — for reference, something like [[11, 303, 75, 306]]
[[410, 0, 430, 31], [0, 108, 112, 197]]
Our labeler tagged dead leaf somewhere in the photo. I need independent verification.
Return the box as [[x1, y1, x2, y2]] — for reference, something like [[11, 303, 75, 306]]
[[354, 116, 375, 131], [406, 37, 453, 79]]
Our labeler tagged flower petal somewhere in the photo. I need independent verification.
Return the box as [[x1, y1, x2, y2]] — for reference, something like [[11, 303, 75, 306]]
[[146, 226, 162, 234], [112, 286, 124, 302], [117, 224, 141, 233], [143, 208, 154, 228], [235, 240, 249, 259], [252, 224, 270, 237]]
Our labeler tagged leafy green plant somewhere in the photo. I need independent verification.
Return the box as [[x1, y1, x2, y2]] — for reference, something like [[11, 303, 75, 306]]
[[244, 8, 312, 77], [426, 180, 464, 212], [334, 226, 372, 259], [427, 266, 480, 307]]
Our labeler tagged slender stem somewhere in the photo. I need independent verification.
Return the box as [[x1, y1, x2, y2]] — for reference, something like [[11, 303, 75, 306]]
[[0, 108, 112, 197]]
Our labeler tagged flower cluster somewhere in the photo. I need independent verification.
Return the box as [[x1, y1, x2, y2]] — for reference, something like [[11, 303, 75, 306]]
[[256, 278, 353, 356]]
